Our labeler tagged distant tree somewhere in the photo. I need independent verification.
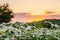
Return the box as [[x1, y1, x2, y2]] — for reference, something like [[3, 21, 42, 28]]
[[0, 3, 14, 23]]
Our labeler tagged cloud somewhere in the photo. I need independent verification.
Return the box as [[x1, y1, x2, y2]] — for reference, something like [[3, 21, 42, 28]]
[[44, 14, 60, 19], [11, 13, 60, 22], [46, 11, 55, 14], [13, 13, 36, 22]]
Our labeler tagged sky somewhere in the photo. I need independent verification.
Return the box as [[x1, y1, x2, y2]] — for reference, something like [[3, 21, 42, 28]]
[[0, 0, 60, 22]]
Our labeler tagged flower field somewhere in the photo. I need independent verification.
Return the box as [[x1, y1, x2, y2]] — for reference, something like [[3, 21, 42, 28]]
[[0, 21, 60, 40]]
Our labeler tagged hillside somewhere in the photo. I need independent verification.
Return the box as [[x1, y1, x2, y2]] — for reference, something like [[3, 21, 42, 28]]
[[26, 19, 60, 28], [41, 19, 60, 25]]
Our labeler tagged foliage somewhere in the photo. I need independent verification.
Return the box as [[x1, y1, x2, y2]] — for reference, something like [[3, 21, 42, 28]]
[[0, 4, 14, 23], [41, 21, 51, 28], [42, 19, 60, 26]]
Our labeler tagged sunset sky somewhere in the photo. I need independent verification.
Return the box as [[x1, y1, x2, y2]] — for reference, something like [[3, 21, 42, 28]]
[[0, 0, 60, 22]]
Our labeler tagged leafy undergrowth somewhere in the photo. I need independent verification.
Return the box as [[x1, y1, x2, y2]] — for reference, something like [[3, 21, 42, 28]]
[[0, 21, 60, 40]]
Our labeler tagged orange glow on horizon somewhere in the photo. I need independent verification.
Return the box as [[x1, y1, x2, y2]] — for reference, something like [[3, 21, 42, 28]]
[[29, 18, 44, 22]]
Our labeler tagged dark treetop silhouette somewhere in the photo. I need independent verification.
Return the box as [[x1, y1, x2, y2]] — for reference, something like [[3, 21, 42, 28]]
[[0, 4, 14, 23]]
